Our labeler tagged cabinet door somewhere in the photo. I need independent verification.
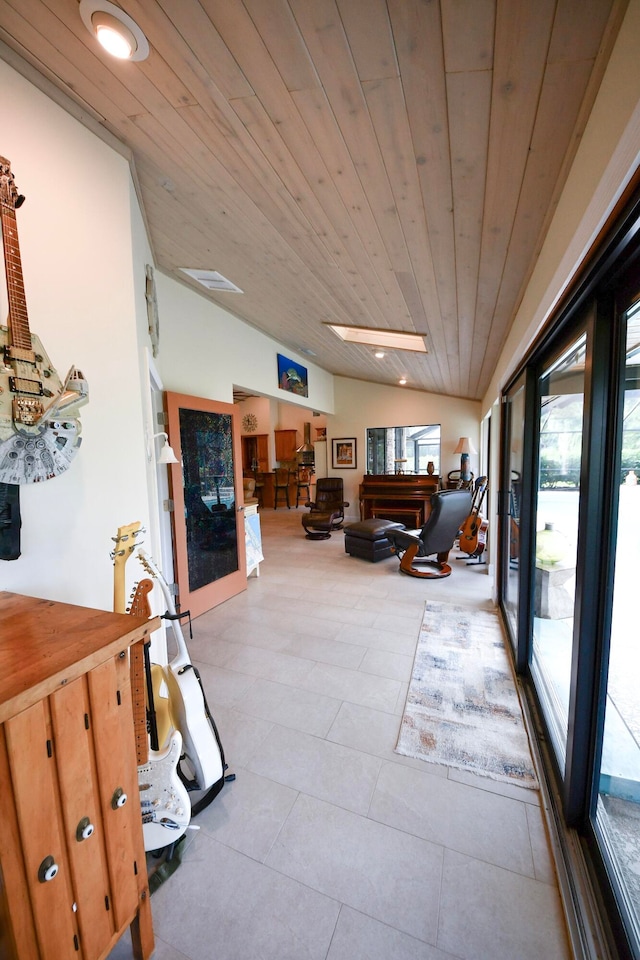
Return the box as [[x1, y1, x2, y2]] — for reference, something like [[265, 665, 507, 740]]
[[87, 655, 147, 932], [0, 725, 39, 960], [4, 700, 79, 960], [275, 429, 297, 462], [50, 676, 114, 960]]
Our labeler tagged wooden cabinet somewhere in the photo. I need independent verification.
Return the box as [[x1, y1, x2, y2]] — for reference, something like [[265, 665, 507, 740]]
[[0, 592, 158, 960], [274, 429, 298, 463], [241, 434, 269, 473]]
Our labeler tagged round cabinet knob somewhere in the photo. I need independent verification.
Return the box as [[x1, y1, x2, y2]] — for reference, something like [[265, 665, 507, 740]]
[[75, 817, 95, 842], [38, 855, 59, 883], [111, 787, 128, 810]]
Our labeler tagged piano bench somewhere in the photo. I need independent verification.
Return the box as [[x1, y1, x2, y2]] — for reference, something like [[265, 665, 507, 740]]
[[344, 518, 406, 562]]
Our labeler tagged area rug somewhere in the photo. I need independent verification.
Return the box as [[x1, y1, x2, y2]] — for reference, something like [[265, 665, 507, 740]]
[[395, 600, 539, 789]]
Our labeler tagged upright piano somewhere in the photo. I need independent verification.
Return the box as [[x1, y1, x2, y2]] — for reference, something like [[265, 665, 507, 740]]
[[359, 474, 440, 528]]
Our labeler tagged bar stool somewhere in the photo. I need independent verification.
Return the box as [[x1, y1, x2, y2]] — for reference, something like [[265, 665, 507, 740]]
[[273, 467, 291, 509], [296, 467, 312, 506]]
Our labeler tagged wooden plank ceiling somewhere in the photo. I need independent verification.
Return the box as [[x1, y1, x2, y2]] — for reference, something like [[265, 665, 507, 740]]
[[0, 0, 627, 399]]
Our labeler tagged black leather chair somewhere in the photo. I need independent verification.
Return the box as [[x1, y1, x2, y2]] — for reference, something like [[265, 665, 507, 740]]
[[385, 489, 472, 578], [306, 478, 349, 526], [301, 477, 350, 539]]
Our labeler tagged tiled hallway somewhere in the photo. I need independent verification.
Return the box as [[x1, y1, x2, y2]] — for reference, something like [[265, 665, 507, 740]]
[[112, 507, 571, 960]]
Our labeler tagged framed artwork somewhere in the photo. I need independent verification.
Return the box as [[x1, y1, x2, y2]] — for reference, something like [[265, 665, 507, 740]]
[[277, 353, 308, 396], [332, 438, 357, 469]]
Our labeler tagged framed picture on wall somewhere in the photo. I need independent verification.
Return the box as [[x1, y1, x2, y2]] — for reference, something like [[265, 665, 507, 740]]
[[277, 353, 308, 396], [332, 438, 357, 469]]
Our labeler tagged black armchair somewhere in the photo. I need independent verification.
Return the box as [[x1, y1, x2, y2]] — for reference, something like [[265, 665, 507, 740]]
[[385, 489, 472, 578], [301, 477, 350, 539], [306, 478, 349, 527]]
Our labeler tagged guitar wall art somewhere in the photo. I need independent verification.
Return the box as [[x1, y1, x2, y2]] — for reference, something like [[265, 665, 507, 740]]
[[0, 156, 89, 485]]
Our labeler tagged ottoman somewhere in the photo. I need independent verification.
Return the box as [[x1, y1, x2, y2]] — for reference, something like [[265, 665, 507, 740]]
[[343, 518, 406, 562], [302, 510, 341, 540]]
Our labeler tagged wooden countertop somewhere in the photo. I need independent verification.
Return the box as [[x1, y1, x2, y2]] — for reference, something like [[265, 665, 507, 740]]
[[0, 591, 159, 723]]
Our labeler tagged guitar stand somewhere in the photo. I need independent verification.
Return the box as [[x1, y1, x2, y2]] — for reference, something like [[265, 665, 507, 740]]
[[147, 834, 187, 895], [458, 552, 487, 566]]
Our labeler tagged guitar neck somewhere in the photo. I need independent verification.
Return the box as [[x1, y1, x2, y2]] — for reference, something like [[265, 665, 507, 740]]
[[138, 550, 190, 665], [127, 577, 153, 766], [130, 641, 149, 765], [0, 194, 31, 353]]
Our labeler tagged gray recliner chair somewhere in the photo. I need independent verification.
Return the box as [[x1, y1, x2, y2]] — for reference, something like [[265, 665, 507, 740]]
[[385, 489, 472, 579]]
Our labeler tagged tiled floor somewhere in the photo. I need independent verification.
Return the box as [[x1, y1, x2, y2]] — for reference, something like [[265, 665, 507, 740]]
[[111, 507, 571, 960]]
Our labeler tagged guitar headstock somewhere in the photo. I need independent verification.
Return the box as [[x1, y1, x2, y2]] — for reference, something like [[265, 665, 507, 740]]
[[111, 521, 144, 568], [137, 548, 158, 579], [127, 578, 153, 619], [0, 157, 25, 211]]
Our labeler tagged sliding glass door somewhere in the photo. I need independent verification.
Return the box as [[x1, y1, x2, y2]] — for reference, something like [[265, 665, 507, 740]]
[[501, 373, 526, 652], [594, 296, 640, 944], [497, 193, 640, 955], [531, 335, 586, 771]]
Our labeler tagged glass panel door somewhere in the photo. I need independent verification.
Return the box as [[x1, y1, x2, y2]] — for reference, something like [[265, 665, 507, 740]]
[[166, 392, 246, 618], [531, 335, 586, 771], [502, 373, 526, 650], [595, 297, 640, 941]]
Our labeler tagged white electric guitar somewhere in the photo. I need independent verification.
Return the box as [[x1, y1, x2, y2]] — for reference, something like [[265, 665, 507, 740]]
[[137, 549, 225, 795], [115, 531, 191, 851]]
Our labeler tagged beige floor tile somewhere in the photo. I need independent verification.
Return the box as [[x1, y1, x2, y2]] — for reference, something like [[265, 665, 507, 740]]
[[152, 833, 340, 960], [233, 676, 343, 737], [327, 907, 456, 960], [247, 724, 383, 814], [437, 848, 571, 960], [369, 761, 536, 876], [266, 793, 443, 944]]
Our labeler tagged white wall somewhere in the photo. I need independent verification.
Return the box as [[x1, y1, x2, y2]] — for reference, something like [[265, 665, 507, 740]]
[[155, 271, 335, 414], [330, 378, 481, 521], [0, 59, 153, 611]]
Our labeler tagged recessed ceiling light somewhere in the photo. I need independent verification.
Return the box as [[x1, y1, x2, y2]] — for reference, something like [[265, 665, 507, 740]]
[[79, 1, 149, 61], [399, 377, 407, 385], [325, 323, 427, 353], [179, 268, 244, 293], [374, 350, 385, 359]]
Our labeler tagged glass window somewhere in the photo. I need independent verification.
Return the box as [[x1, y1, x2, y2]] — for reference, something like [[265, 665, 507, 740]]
[[179, 408, 239, 592], [531, 335, 586, 771], [502, 374, 526, 650], [366, 424, 440, 474]]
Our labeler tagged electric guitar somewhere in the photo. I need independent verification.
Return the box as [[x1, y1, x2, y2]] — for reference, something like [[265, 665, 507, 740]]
[[137, 549, 225, 794], [458, 476, 489, 557], [0, 156, 88, 484], [114, 528, 191, 851], [126, 577, 191, 851]]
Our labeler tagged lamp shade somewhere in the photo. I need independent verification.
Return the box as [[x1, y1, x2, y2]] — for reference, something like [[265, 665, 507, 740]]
[[453, 437, 477, 456], [154, 432, 179, 465]]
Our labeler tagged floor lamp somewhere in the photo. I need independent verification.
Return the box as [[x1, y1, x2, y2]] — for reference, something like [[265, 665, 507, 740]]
[[453, 437, 476, 483]]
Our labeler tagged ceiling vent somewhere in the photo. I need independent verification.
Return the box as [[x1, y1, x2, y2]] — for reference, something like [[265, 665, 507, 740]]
[[179, 268, 243, 293]]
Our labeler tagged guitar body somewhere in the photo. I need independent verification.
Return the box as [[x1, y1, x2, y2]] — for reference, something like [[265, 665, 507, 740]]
[[459, 513, 487, 556], [165, 663, 224, 791], [458, 476, 489, 557], [138, 549, 226, 793], [138, 730, 190, 852], [120, 543, 191, 853]]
